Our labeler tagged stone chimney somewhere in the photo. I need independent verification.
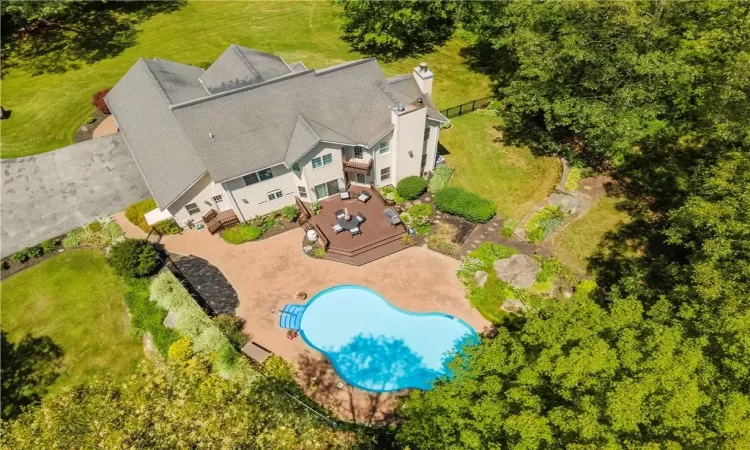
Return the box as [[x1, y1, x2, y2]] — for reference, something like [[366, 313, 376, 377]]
[[413, 62, 433, 96]]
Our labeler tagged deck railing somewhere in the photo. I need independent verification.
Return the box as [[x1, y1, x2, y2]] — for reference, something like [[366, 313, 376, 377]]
[[296, 197, 311, 226]]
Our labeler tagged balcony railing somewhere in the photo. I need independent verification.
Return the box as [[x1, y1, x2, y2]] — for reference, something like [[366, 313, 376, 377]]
[[342, 157, 372, 175]]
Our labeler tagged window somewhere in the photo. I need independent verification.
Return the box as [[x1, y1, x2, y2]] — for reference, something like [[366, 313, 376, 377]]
[[311, 153, 333, 169], [356, 173, 366, 183], [354, 146, 364, 159], [298, 186, 307, 198], [267, 190, 284, 202], [380, 167, 391, 181], [424, 128, 430, 141], [292, 162, 300, 172], [242, 168, 274, 186], [378, 141, 390, 155], [185, 203, 200, 215], [212, 195, 223, 203]]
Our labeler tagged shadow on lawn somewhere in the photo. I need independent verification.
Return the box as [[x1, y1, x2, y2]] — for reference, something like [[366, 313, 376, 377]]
[[1, 1, 185, 77], [1, 329, 64, 420]]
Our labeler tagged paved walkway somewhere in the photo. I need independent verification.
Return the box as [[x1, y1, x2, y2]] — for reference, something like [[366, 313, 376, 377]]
[[1, 135, 149, 257], [115, 213, 490, 424]]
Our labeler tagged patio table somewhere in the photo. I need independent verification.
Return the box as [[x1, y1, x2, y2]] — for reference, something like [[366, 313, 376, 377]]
[[383, 207, 401, 225], [337, 215, 360, 230]]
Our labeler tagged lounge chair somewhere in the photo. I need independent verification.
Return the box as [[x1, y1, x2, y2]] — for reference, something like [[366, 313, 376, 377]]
[[335, 209, 345, 219], [349, 226, 361, 236], [357, 192, 371, 203], [339, 191, 351, 200], [332, 224, 344, 233], [356, 213, 365, 223]]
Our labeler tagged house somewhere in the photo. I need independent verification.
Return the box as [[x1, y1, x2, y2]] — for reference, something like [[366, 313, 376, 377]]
[[106, 44, 446, 229]]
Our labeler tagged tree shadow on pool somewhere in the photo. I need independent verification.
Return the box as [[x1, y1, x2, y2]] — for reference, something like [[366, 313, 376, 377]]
[[296, 334, 444, 427]]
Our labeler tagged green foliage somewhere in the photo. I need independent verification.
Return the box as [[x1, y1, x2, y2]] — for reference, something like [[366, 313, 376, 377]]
[[396, 176, 427, 200], [525, 206, 565, 243], [434, 187, 496, 223], [167, 336, 193, 364], [122, 277, 178, 355], [124, 198, 158, 233], [466, 271, 516, 325], [312, 247, 326, 258], [379, 185, 405, 204], [10, 245, 43, 263], [221, 224, 262, 245], [212, 315, 249, 348], [153, 219, 181, 235], [215, 342, 239, 372], [40, 239, 59, 254], [428, 165, 454, 192], [86, 221, 102, 232], [2, 354, 353, 449], [565, 166, 582, 191], [402, 203, 432, 230], [502, 218, 517, 237], [61, 229, 81, 248], [281, 205, 299, 222], [107, 239, 160, 278], [469, 242, 517, 269], [333, 0, 458, 60], [1, 261, 9, 270], [439, 120, 452, 130]]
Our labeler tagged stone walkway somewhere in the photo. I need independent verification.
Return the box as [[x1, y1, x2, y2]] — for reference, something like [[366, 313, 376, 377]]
[[115, 212, 489, 425]]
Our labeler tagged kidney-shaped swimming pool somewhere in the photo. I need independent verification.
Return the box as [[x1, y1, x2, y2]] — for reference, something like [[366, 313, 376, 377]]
[[296, 285, 478, 392]]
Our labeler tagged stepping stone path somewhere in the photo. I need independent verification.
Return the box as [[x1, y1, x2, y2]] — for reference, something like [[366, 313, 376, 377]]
[[405, 202, 413, 208], [413, 199, 422, 205], [424, 196, 431, 202]]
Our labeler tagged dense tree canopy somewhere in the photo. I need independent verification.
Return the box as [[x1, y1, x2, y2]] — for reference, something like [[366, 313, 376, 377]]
[[3, 352, 351, 449], [332, 0, 458, 60]]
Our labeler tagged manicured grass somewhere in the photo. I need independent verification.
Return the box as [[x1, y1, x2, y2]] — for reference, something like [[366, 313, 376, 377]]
[[0, 249, 143, 394], [0, 1, 489, 159], [439, 114, 561, 220], [551, 195, 631, 273]]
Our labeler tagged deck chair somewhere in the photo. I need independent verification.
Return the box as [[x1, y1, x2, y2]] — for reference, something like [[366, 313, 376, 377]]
[[349, 226, 361, 236], [332, 224, 344, 233]]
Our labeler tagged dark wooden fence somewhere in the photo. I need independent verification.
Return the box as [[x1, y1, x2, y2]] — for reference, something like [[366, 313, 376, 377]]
[[440, 96, 494, 119]]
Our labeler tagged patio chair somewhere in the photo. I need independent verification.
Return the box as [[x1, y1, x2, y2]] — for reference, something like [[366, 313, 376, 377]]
[[356, 213, 365, 223], [332, 224, 344, 233], [349, 226, 361, 236], [357, 192, 371, 203], [339, 191, 351, 200], [335, 209, 345, 219]]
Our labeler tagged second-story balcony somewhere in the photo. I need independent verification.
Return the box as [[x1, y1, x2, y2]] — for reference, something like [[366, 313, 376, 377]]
[[342, 157, 372, 175]]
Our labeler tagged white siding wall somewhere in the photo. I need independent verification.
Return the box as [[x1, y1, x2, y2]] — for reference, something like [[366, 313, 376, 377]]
[[391, 107, 428, 184], [167, 173, 225, 226], [299, 143, 346, 201], [371, 131, 394, 186], [223, 165, 296, 220]]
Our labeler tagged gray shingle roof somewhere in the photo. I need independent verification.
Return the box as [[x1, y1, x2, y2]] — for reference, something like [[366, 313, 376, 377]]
[[108, 45, 438, 206], [106, 59, 207, 208], [199, 45, 292, 94]]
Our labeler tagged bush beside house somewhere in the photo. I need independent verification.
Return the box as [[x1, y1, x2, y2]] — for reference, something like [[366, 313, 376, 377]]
[[125, 198, 181, 235], [435, 187, 496, 223], [91, 88, 112, 114], [396, 176, 427, 200]]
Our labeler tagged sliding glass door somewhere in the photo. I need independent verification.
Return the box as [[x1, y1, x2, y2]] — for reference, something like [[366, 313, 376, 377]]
[[313, 179, 340, 200]]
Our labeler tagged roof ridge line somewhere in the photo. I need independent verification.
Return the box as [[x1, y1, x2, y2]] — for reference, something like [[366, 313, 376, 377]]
[[139, 58, 176, 106], [313, 57, 377, 76], [231, 44, 262, 81], [305, 117, 357, 144]]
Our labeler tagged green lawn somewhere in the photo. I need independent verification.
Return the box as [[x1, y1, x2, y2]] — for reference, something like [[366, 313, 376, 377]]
[[0, 1, 489, 159], [439, 114, 561, 220], [0, 249, 143, 394], [551, 195, 632, 273]]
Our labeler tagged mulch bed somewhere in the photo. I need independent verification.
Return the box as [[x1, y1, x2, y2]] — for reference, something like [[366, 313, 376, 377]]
[[169, 254, 239, 316], [441, 215, 476, 245], [74, 110, 109, 143]]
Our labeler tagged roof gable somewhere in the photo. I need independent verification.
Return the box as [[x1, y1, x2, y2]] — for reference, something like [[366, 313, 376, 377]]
[[199, 45, 291, 94]]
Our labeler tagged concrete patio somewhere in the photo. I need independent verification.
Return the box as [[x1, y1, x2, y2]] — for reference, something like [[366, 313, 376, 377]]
[[115, 213, 490, 424]]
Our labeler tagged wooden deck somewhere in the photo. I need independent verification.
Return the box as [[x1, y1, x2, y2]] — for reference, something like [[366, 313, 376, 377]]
[[306, 186, 409, 265], [203, 209, 239, 234]]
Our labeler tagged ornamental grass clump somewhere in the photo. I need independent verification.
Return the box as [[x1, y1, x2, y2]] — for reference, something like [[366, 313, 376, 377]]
[[524, 206, 565, 243], [434, 187, 496, 223]]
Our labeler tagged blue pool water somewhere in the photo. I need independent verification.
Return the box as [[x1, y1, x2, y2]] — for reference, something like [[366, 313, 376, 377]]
[[297, 285, 478, 392]]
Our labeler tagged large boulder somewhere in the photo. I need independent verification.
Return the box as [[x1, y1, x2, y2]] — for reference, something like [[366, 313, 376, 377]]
[[501, 299, 528, 315], [493, 254, 540, 288], [475, 270, 488, 287]]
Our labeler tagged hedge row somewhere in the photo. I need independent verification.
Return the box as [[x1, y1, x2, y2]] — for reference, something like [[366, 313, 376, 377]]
[[434, 187, 496, 223]]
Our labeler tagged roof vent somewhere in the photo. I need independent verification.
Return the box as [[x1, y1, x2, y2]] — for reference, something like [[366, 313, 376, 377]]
[[396, 104, 405, 112], [417, 97, 423, 104], [209, 132, 214, 139], [419, 62, 428, 72]]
